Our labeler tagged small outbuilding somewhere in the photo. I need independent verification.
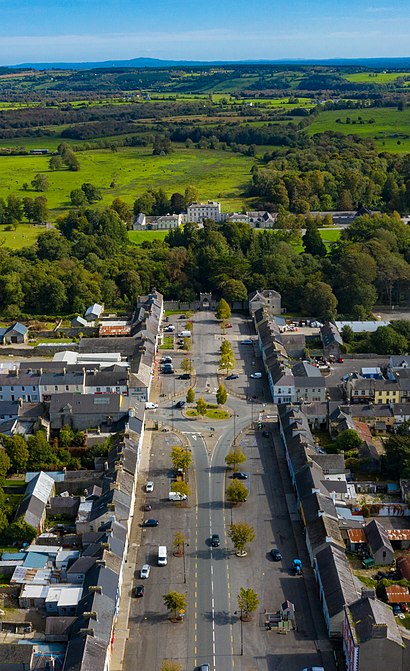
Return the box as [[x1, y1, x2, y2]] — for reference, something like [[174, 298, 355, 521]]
[[0, 322, 28, 345], [84, 303, 103, 322], [71, 316, 88, 328], [365, 519, 394, 566]]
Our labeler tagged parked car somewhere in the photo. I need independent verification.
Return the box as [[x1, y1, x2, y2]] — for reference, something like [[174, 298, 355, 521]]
[[143, 503, 152, 511], [134, 584, 145, 597], [224, 322, 232, 328], [270, 549, 282, 561], [226, 374, 239, 380], [162, 368, 174, 374], [178, 373, 191, 380], [142, 519, 159, 527], [179, 314, 186, 319], [211, 534, 220, 547], [392, 604, 401, 615], [400, 602, 408, 613], [337, 357, 345, 363], [145, 481, 154, 492], [250, 372, 262, 379], [176, 400, 186, 408], [145, 402, 158, 409], [242, 339, 253, 345], [262, 430, 270, 438], [161, 355, 173, 363], [232, 472, 248, 480], [140, 564, 150, 579]]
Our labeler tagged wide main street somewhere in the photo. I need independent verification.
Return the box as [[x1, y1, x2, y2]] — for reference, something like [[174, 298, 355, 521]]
[[122, 311, 335, 671]]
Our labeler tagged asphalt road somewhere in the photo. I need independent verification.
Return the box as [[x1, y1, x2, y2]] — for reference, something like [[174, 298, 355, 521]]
[[125, 311, 335, 671]]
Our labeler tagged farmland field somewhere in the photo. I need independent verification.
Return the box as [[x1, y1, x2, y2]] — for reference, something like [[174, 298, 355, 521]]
[[0, 145, 253, 218], [0, 223, 45, 249], [307, 107, 410, 152], [343, 72, 410, 84]]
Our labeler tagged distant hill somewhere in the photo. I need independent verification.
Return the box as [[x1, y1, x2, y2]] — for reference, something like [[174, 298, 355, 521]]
[[6, 56, 410, 71]]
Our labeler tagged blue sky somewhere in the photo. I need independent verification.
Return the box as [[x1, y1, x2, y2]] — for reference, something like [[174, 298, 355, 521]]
[[1, 0, 409, 64]]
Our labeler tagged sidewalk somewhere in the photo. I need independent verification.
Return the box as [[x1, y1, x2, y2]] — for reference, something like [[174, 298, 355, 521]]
[[110, 425, 153, 671]]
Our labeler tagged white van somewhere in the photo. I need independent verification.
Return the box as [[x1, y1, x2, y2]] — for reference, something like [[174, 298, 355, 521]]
[[169, 491, 187, 501], [158, 546, 167, 566], [177, 330, 191, 338]]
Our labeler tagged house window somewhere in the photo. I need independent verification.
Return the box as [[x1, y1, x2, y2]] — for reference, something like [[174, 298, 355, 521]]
[[65, 386, 69, 391], [54, 386, 58, 391], [106, 387, 110, 392], [96, 387, 101, 392], [22, 386, 25, 391], [32, 386, 35, 391], [10, 387, 14, 391], [44, 386, 47, 391]]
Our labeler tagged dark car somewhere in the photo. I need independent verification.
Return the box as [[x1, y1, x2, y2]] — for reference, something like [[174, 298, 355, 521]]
[[262, 430, 270, 438], [178, 374, 191, 380], [211, 534, 220, 547], [142, 519, 159, 527], [143, 503, 152, 512], [392, 604, 401, 615], [270, 549, 282, 561], [179, 314, 186, 319], [134, 584, 145, 597], [226, 374, 239, 380], [162, 368, 174, 374], [232, 472, 248, 480], [176, 400, 186, 408]]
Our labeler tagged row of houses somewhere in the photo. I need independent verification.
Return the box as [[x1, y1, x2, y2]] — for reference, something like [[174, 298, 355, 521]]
[[253, 306, 327, 404], [278, 404, 410, 670], [0, 412, 144, 671], [0, 291, 163, 435]]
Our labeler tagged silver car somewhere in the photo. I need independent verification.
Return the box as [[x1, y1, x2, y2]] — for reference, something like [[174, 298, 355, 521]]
[[140, 564, 151, 579]]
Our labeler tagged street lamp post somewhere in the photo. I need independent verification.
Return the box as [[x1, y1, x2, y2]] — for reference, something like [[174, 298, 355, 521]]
[[183, 541, 189, 584], [234, 609, 244, 656]]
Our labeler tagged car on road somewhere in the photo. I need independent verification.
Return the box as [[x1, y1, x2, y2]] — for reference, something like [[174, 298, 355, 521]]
[[145, 402, 158, 409], [161, 356, 173, 363], [226, 374, 239, 380], [270, 549, 282, 561], [337, 357, 345, 363], [211, 534, 220, 547], [145, 481, 154, 492], [250, 372, 262, 379], [224, 322, 232, 328], [134, 585, 145, 597], [140, 565, 150, 579], [142, 519, 159, 527], [242, 339, 253, 345], [232, 472, 248, 480], [178, 373, 191, 380], [175, 400, 185, 408]]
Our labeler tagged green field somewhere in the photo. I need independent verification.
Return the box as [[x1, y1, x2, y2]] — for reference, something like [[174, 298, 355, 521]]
[[0, 223, 44, 249], [343, 72, 410, 84], [0, 145, 254, 218], [308, 107, 410, 152]]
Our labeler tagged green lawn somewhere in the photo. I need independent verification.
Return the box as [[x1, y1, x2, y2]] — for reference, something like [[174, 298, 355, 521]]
[[308, 107, 410, 153], [128, 230, 169, 245], [0, 145, 253, 221], [0, 223, 44, 249]]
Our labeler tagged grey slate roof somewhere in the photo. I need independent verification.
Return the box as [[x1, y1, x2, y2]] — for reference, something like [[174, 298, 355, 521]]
[[348, 595, 403, 646], [365, 519, 394, 556], [315, 544, 358, 617], [63, 635, 107, 671]]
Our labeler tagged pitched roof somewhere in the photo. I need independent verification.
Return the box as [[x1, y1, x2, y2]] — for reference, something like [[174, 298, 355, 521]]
[[348, 596, 403, 646], [365, 519, 394, 555], [315, 544, 358, 617]]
